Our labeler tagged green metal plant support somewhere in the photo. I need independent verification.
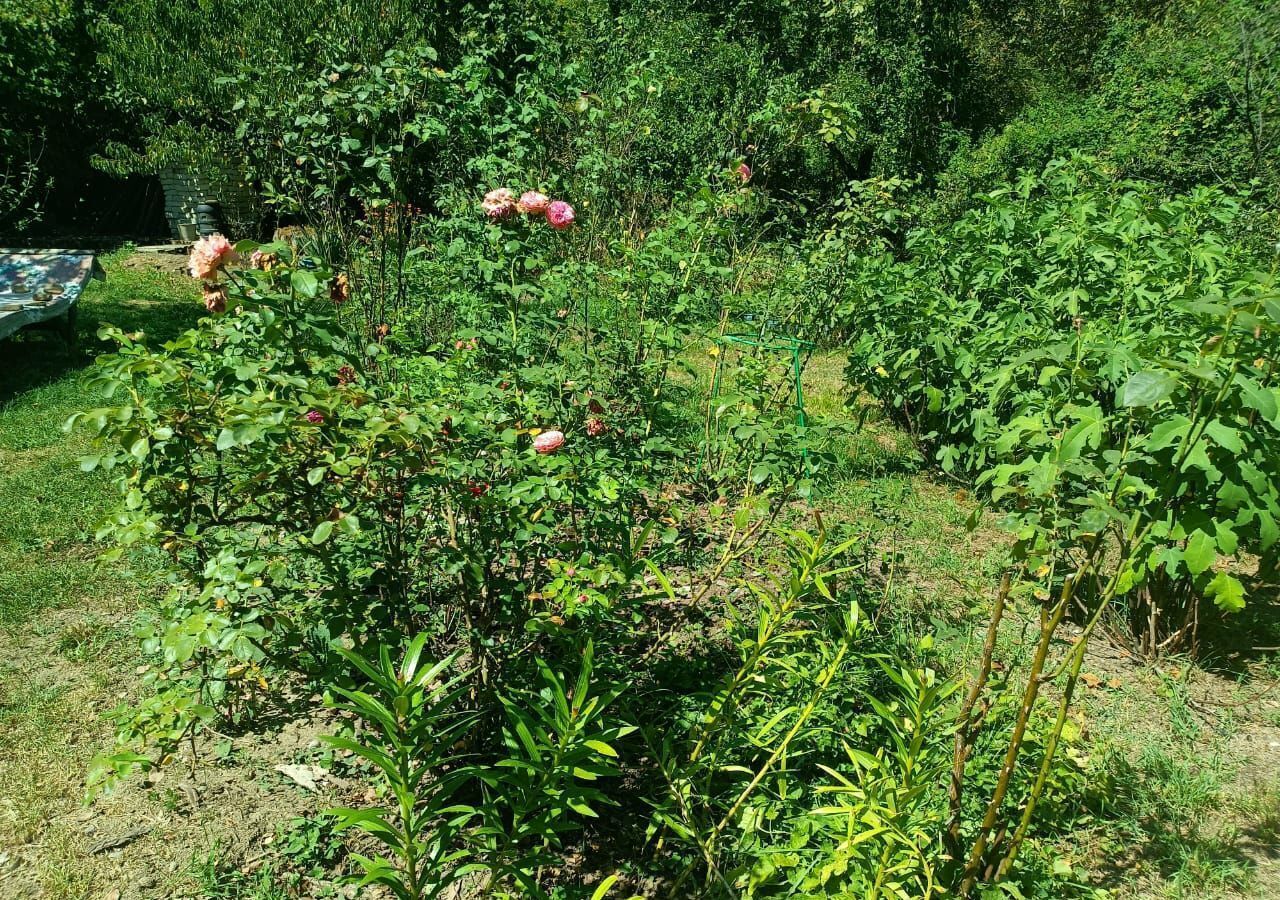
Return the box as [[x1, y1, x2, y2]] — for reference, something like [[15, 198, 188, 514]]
[[700, 328, 816, 476]]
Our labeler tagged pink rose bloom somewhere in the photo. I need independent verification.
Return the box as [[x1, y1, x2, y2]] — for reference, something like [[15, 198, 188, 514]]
[[188, 234, 239, 280], [545, 200, 575, 230], [517, 191, 550, 215], [305, 410, 324, 424], [482, 188, 517, 220], [201, 281, 228, 314], [736, 162, 752, 183], [533, 430, 565, 454]]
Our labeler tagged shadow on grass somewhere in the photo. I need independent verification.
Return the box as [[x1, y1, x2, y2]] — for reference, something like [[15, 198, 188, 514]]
[[1087, 747, 1257, 895], [1191, 568, 1280, 677], [828, 423, 924, 482], [0, 265, 200, 407]]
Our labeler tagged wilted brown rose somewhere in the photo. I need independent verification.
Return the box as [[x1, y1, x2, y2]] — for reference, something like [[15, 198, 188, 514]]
[[202, 281, 228, 314], [331, 273, 351, 305]]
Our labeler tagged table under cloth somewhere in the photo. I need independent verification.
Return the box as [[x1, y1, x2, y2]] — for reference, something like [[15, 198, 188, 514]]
[[0, 250, 105, 343]]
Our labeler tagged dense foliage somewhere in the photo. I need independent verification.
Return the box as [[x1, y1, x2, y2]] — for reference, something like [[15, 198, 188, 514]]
[[72, 190, 948, 896], [927, 1, 1278, 232], [4, 0, 1277, 896], [0, 0, 106, 230], [19, 0, 1276, 234], [844, 156, 1280, 649]]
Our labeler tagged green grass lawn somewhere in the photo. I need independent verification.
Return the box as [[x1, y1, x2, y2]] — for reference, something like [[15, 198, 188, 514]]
[[0, 252, 201, 897], [0, 254, 197, 626]]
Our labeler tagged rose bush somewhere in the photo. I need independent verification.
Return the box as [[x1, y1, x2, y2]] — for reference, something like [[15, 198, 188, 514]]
[[76, 236, 686, 783], [74, 180, 855, 896]]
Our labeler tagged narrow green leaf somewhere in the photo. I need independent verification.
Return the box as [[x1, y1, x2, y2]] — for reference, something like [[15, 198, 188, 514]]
[[590, 874, 620, 900]]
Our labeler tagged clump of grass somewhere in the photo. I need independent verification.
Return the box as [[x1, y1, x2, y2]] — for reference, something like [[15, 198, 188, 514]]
[[1239, 776, 1280, 845], [1084, 743, 1255, 896]]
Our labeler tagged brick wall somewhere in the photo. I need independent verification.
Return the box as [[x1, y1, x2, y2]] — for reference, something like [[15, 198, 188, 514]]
[[158, 163, 257, 239]]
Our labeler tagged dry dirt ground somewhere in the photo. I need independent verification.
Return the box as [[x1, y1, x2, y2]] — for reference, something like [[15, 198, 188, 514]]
[[0, 598, 352, 899]]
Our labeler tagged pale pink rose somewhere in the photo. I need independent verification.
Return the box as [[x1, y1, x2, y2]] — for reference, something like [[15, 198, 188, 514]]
[[482, 188, 517, 220], [533, 430, 565, 454], [736, 162, 752, 183], [201, 281, 228, 314], [545, 200, 575, 230], [517, 191, 550, 215], [188, 234, 239, 280]]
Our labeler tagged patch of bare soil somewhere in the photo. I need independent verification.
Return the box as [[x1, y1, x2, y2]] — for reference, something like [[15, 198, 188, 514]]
[[0, 599, 358, 900], [63, 713, 346, 899], [117, 249, 191, 278], [1068, 632, 1280, 899]]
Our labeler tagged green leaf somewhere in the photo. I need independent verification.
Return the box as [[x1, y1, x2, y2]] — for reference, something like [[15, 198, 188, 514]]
[[643, 560, 676, 601], [1181, 442, 1221, 481], [1058, 414, 1103, 462], [291, 269, 319, 298], [1183, 529, 1216, 576], [590, 874, 620, 900], [1147, 415, 1191, 451], [1204, 571, 1246, 612], [1260, 509, 1279, 551], [567, 797, 599, 817], [1214, 519, 1239, 555], [1120, 370, 1177, 408], [1204, 421, 1243, 453], [512, 718, 543, 763], [311, 520, 334, 544], [1236, 373, 1279, 422]]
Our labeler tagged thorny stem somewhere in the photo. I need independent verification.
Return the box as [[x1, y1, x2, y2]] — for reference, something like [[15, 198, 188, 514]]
[[946, 572, 1011, 859], [958, 581, 1071, 895]]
